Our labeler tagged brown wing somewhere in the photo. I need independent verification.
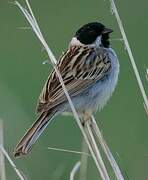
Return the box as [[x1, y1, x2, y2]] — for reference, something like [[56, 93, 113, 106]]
[[36, 46, 111, 113]]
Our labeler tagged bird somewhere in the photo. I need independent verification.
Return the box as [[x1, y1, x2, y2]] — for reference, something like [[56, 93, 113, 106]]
[[14, 22, 119, 157]]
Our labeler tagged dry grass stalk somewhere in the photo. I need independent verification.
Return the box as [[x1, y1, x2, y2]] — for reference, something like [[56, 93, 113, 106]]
[[91, 115, 124, 180], [48, 146, 90, 156], [109, 0, 148, 113], [85, 120, 110, 179], [146, 68, 148, 82], [0, 145, 25, 180], [0, 119, 6, 180], [79, 138, 89, 180], [70, 161, 81, 180]]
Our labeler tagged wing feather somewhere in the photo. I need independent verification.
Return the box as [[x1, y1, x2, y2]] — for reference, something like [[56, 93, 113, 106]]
[[37, 46, 111, 113]]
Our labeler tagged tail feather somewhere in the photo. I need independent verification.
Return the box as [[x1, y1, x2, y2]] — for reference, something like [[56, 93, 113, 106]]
[[14, 110, 56, 157]]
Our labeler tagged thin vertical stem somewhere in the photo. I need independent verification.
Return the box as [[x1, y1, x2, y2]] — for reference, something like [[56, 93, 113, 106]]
[[85, 121, 110, 180], [79, 138, 89, 180], [91, 115, 124, 180], [0, 119, 6, 180], [109, 0, 148, 112]]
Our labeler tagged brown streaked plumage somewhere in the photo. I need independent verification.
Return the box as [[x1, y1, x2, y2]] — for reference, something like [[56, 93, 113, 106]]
[[14, 45, 111, 157], [37, 46, 111, 113]]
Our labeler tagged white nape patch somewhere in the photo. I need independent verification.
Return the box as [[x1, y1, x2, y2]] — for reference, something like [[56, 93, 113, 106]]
[[69, 36, 102, 48], [69, 37, 84, 47]]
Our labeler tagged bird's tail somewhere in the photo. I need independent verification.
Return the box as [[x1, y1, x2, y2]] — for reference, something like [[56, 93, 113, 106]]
[[14, 110, 56, 157]]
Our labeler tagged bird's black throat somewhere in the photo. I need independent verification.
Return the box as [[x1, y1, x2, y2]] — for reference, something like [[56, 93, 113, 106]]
[[101, 33, 110, 48]]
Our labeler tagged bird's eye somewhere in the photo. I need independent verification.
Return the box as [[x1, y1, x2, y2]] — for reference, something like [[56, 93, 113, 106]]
[[89, 30, 96, 35], [89, 30, 94, 33]]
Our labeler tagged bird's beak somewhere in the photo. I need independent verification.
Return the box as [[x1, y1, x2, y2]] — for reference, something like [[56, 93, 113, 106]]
[[102, 27, 113, 34]]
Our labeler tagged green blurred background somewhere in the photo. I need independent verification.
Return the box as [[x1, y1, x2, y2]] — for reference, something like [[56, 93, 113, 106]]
[[0, 0, 148, 179]]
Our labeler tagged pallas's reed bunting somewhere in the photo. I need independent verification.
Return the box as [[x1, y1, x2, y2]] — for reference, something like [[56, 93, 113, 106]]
[[14, 22, 119, 157]]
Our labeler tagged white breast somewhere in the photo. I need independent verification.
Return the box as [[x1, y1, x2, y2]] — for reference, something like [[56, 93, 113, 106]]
[[89, 48, 120, 111]]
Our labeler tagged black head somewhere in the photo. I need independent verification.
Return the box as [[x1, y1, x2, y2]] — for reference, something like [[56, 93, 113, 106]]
[[75, 22, 113, 48]]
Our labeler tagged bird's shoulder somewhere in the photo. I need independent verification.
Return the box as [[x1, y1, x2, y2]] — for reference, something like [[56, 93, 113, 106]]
[[57, 45, 111, 79]]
